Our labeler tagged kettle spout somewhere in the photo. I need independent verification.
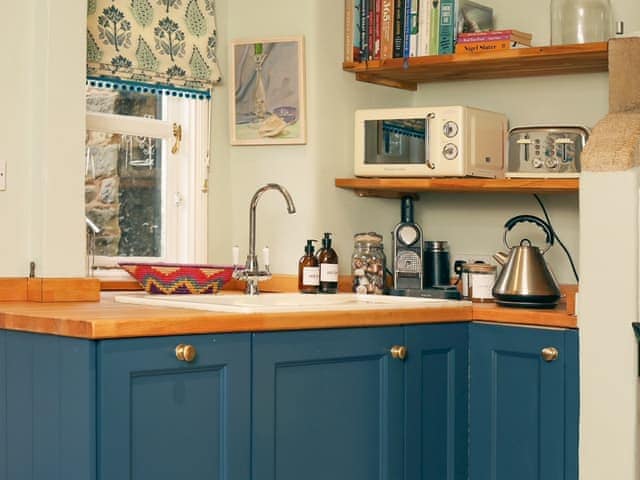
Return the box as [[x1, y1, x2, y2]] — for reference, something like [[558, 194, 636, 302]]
[[493, 251, 509, 266]]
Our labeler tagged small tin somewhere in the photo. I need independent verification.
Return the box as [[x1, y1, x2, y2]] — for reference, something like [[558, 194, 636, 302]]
[[461, 263, 497, 302]]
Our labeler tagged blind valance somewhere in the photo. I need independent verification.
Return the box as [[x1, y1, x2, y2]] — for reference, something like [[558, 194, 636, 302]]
[[86, 0, 221, 99]]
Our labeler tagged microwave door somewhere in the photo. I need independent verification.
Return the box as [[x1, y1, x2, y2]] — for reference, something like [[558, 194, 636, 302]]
[[364, 119, 427, 166]]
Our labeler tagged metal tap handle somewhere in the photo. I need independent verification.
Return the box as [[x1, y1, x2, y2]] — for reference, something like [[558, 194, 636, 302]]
[[232, 245, 240, 266], [262, 246, 270, 269]]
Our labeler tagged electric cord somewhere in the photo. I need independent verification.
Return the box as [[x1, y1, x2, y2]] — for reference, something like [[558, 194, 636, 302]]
[[532, 194, 580, 283]]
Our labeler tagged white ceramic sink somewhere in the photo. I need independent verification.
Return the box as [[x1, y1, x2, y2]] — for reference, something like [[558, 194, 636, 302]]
[[114, 292, 466, 313]]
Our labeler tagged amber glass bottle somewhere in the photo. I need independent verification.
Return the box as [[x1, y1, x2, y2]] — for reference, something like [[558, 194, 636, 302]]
[[298, 240, 319, 293], [317, 232, 339, 294]]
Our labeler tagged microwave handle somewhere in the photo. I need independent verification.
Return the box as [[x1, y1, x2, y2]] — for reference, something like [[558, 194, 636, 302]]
[[426, 112, 436, 170]]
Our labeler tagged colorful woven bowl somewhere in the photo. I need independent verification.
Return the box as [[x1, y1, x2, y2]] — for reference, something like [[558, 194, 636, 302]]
[[119, 262, 236, 294]]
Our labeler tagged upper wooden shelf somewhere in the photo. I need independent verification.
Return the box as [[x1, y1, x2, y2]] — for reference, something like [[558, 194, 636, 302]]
[[343, 42, 608, 90], [335, 177, 579, 197]]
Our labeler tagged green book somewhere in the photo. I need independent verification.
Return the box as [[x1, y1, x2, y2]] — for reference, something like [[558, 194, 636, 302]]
[[429, 0, 440, 55]]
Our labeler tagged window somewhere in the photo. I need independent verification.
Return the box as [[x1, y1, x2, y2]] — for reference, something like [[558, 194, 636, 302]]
[[85, 87, 210, 276]]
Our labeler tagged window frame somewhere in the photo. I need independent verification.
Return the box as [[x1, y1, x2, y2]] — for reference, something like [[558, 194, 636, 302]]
[[85, 93, 210, 278]]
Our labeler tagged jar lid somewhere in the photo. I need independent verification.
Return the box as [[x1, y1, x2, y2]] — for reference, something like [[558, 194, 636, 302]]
[[463, 262, 496, 273], [354, 232, 383, 245]]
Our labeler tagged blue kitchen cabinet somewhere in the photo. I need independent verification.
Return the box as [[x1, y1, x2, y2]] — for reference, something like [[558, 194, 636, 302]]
[[251, 323, 469, 480], [405, 323, 469, 480], [98, 333, 251, 480], [469, 323, 579, 480], [0, 330, 250, 480], [0, 330, 96, 480], [252, 327, 405, 480]]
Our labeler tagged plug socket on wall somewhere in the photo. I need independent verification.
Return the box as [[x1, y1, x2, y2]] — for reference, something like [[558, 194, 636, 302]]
[[451, 253, 494, 275]]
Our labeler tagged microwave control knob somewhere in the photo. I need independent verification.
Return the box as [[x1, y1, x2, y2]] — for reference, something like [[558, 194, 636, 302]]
[[545, 157, 559, 169], [443, 121, 459, 138], [532, 158, 544, 169], [443, 143, 458, 160]]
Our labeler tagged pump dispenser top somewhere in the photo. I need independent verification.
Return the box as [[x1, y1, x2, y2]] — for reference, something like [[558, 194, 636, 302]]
[[298, 239, 319, 293], [317, 232, 339, 293]]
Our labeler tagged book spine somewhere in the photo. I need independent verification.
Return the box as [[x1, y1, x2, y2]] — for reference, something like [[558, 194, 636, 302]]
[[409, 0, 419, 56], [417, 0, 431, 56], [345, 0, 354, 62], [403, 0, 412, 57], [429, 0, 440, 55], [368, 0, 375, 59], [438, 0, 455, 54], [374, 0, 382, 58], [393, 0, 405, 57], [454, 40, 528, 53], [456, 32, 514, 43], [353, 0, 362, 61], [360, 0, 369, 60], [380, 0, 395, 59]]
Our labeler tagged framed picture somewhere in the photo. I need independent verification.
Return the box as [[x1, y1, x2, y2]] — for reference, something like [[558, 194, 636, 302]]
[[230, 36, 306, 145]]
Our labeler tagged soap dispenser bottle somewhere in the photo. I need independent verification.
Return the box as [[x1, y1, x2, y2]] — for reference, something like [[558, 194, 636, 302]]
[[298, 240, 320, 294], [317, 232, 339, 294]]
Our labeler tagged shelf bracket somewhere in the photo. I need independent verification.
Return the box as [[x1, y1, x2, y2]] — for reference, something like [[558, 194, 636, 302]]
[[352, 189, 419, 200], [355, 72, 417, 91]]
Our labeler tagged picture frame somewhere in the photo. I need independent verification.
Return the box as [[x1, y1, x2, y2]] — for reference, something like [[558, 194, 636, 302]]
[[229, 36, 306, 145]]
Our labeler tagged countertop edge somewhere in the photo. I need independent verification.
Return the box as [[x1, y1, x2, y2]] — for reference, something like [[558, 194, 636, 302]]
[[0, 296, 575, 339]]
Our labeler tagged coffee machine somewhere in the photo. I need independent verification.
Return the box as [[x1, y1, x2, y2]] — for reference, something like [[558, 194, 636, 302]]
[[392, 197, 423, 290]]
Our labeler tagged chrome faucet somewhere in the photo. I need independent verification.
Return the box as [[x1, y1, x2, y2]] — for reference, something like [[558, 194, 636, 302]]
[[234, 184, 296, 295]]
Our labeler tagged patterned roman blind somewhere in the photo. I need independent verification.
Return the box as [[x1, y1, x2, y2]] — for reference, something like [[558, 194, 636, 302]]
[[86, 0, 221, 99]]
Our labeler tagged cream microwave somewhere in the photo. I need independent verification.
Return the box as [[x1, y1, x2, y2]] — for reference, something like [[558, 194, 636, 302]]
[[354, 106, 508, 178]]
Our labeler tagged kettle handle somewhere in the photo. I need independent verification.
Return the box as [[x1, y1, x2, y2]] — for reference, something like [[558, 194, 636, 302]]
[[503, 214, 554, 253]]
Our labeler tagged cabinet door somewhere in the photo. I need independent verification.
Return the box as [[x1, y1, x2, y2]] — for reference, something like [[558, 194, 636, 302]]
[[98, 333, 250, 480], [405, 323, 469, 480], [252, 327, 404, 480], [469, 323, 579, 480]]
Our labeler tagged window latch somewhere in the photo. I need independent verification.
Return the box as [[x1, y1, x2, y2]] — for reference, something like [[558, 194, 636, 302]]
[[172, 123, 182, 154]]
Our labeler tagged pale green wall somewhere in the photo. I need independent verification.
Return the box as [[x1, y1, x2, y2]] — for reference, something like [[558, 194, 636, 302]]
[[0, 0, 86, 277], [209, 0, 624, 282]]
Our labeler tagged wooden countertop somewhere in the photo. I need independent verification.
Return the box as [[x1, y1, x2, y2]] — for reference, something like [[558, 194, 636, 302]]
[[0, 292, 576, 339]]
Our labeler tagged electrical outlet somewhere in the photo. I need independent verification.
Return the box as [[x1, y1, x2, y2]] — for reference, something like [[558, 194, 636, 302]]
[[452, 253, 494, 272], [0, 159, 5, 191]]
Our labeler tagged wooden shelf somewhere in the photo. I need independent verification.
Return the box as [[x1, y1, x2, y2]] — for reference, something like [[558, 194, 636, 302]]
[[343, 42, 608, 90], [335, 177, 579, 197]]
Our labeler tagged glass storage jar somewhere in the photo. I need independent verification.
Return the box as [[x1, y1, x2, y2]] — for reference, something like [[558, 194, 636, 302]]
[[461, 262, 497, 302], [550, 0, 612, 45], [351, 232, 386, 294]]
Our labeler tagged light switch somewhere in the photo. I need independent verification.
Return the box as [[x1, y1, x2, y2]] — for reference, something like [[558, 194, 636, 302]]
[[0, 159, 5, 191]]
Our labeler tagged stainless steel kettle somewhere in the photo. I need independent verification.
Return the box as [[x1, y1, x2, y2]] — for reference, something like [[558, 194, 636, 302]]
[[492, 215, 561, 308]]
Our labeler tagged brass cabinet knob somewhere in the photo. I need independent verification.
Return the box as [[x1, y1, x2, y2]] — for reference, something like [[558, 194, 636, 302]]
[[175, 344, 197, 362], [541, 347, 559, 362], [390, 345, 407, 360]]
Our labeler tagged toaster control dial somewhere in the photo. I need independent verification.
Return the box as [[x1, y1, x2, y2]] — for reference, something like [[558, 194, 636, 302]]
[[443, 121, 459, 138], [443, 143, 459, 160], [545, 157, 559, 169], [532, 158, 544, 169]]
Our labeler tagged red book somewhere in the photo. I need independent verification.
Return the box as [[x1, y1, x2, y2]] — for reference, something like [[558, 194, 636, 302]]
[[457, 29, 532, 45], [374, 0, 382, 59]]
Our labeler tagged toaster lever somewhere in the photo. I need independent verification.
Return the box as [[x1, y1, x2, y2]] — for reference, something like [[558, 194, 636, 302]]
[[517, 136, 532, 162]]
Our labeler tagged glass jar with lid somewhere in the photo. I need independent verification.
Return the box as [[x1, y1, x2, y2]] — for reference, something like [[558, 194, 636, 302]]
[[550, 0, 612, 45], [461, 262, 497, 302], [351, 232, 386, 294]]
